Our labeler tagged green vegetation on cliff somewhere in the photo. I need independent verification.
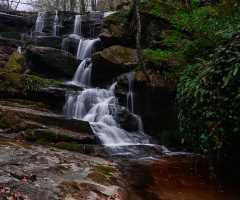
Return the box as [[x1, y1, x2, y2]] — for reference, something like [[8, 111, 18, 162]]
[[135, 0, 240, 175]]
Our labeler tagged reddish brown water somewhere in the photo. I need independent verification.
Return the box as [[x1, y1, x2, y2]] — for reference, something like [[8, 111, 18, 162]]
[[118, 156, 240, 200]]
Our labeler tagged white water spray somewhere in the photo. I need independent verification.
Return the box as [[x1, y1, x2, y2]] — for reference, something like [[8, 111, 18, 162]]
[[53, 11, 59, 36], [74, 15, 82, 37], [70, 58, 92, 86], [76, 38, 100, 60], [34, 12, 45, 33]]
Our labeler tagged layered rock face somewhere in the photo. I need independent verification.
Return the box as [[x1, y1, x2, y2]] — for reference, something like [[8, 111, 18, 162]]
[[25, 46, 80, 80]]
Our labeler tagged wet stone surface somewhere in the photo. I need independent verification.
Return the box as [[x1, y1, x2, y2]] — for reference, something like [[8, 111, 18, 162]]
[[0, 142, 120, 200]]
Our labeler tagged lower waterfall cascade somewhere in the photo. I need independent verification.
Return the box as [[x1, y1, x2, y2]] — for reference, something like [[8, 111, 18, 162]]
[[63, 81, 166, 158]]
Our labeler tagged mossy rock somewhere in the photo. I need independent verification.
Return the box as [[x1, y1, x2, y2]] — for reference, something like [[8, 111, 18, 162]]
[[98, 45, 138, 63], [91, 45, 139, 85], [5, 51, 26, 73], [0, 69, 62, 98], [101, 9, 135, 48], [27, 129, 70, 143], [36, 141, 95, 155], [87, 165, 117, 185]]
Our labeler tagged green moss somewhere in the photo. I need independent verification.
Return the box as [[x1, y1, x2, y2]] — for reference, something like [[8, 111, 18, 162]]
[[42, 78, 61, 87], [5, 52, 26, 74], [0, 68, 62, 97], [99, 45, 137, 63], [29, 129, 73, 143], [103, 9, 130, 28], [35, 141, 95, 155], [87, 165, 117, 185], [0, 113, 24, 131], [58, 181, 80, 198], [61, 181, 79, 189], [140, 0, 185, 18], [12, 141, 30, 148]]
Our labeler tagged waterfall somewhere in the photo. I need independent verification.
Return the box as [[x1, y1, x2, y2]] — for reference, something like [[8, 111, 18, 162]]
[[74, 15, 82, 37], [62, 38, 68, 51], [126, 72, 145, 133], [53, 11, 59, 36], [70, 58, 92, 86], [63, 83, 152, 158], [126, 72, 135, 114], [34, 12, 45, 33], [63, 12, 162, 159], [76, 38, 100, 60], [21, 33, 25, 43]]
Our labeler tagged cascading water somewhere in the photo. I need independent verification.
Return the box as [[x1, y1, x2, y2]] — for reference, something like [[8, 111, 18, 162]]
[[33, 12, 45, 33], [63, 12, 165, 159], [126, 72, 135, 114], [73, 15, 82, 37], [63, 83, 154, 158], [76, 38, 100, 60], [62, 38, 68, 51], [126, 72, 145, 133], [53, 11, 59, 36], [69, 58, 92, 86]]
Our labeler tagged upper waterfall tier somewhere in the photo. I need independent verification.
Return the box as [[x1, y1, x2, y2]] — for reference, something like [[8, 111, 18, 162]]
[[32, 12, 45, 35], [76, 38, 101, 60]]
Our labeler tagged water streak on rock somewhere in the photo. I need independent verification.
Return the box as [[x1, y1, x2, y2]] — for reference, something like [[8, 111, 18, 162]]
[[53, 11, 59, 36]]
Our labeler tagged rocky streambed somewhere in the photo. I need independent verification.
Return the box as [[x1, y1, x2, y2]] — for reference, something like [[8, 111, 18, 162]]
[[1, 100, 240, 200], [0, 100, 122, 200]]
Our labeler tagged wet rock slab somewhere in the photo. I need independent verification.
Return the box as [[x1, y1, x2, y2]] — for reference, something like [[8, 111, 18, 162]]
[[0, 103, 93, 136], [0, 142, 120, 200]]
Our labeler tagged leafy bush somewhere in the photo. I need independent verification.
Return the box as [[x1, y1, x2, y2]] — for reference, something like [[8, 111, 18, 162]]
[[177, 32, 240, 176]]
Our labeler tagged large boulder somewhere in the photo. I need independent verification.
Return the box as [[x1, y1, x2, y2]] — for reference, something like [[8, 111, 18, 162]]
[[0, 38, 21, 68], [115, 109, 139, 132], [62, 37, 80, 56], [25, 46, 81, 80], [100, 10, 134, 48], [91, 45, 139, 85], [5, 51, 26, 73]]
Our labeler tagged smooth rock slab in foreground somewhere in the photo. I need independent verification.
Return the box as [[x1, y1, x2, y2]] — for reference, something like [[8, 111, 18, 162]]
[[0, 143, 120, 200]]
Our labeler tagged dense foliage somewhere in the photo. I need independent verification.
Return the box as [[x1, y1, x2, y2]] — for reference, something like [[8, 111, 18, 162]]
[[144, 0, 240, 173]]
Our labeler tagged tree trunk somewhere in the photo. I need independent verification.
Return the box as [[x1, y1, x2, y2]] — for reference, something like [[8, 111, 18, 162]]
[[134, 0, 151, 83], [70, 0, 76, 12]]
